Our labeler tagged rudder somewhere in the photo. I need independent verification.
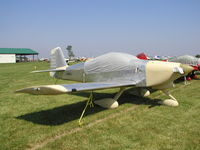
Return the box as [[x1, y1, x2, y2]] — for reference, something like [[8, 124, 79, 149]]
[[50, 47, 67, 77], [50, 47, 67, 69]]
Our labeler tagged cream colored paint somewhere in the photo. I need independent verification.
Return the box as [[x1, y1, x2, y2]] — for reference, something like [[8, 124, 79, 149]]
[[94, 98, 119, 108], [56, 66, 67, 70], [17, 85, 68, 95], [44, 85, 68, 93], [159, 99, 179, 107], [146, 61, 181, 87]]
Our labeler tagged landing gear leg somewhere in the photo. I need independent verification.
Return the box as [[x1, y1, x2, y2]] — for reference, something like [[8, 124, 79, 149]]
[[78, 92, 94, 126], [94, 87, 126, 109], [159, 90, 179, 107], [54, 79, 58, 84], [184, 76, 187, 85]]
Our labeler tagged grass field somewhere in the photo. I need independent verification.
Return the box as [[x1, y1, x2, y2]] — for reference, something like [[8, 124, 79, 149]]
[[0, 62, 200, 150]]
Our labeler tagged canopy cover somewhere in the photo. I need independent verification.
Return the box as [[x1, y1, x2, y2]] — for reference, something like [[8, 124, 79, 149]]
[[85, 52, 140, 74], [84, 52, 147, 84]]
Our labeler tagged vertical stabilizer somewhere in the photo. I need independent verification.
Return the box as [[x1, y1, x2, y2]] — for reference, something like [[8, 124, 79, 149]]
[[50, 47, 67, 77], [51, 47, 67, 69]]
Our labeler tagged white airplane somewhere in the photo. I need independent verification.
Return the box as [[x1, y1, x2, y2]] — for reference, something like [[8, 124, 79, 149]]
[[16, 47, 193, 123]]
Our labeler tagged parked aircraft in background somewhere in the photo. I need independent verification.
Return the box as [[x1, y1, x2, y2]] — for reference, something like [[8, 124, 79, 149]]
[[169, 55, 200, 80], [136, 53, 148, 60]]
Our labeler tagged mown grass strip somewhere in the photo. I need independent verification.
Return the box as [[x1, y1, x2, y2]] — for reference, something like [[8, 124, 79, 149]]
[[28, 81, 195, 150]]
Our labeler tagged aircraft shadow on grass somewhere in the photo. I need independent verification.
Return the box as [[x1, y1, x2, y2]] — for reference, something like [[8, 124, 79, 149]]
[[16, 92, 161, 126]]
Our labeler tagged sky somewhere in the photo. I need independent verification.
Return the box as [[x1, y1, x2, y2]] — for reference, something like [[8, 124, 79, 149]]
[[0, 0, 200, 58]]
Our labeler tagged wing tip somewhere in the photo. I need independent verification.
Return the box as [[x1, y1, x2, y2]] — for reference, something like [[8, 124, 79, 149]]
[[15, 85, 69, 95]]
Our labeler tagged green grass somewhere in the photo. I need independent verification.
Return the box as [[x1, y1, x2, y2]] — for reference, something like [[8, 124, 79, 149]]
[[0, 62, 200, 150]]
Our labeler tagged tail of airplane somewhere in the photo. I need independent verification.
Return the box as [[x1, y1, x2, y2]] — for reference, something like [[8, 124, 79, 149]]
[[50, 47, 67, 77], [32, 47, 67, 78], [50, 47, 67, 69]]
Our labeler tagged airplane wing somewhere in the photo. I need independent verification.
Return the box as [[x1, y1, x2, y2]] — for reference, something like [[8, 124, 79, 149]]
[[16, 81, 137, 95]]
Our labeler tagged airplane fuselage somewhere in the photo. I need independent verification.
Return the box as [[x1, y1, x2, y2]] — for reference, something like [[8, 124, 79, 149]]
[[53, 52, 192, 90]]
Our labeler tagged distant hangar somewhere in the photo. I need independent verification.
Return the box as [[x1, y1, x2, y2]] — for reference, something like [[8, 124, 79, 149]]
[[0, 48, 38, 63]]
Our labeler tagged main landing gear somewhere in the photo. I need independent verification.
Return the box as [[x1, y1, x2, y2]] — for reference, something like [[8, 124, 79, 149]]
[[159, 90, 179, 107], [78, 87, 126, 125]]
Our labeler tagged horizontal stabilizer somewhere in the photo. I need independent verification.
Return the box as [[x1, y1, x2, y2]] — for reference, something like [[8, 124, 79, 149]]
[[31, 67, 66, 73], [16, 81, 137, 95]]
